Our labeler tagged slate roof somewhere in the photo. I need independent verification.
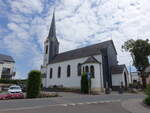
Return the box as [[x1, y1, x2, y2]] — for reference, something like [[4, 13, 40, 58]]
[[83, 56, 99, 64], [111, 64, 126, 74], [48, 11, 56, 39], [51, 40, 116, 63], [0, 54, 15, 63]]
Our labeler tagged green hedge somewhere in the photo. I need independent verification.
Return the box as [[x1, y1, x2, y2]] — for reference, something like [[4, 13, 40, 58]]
[[144, 84, 150, 106], [144, 84, 150, 96], [27, 70, 41, 98], [0, 79, 27, 85], [144, 96, 150, 106]]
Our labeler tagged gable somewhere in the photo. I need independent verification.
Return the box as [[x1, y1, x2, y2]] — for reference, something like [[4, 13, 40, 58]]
[[111, 64, 128, 74]]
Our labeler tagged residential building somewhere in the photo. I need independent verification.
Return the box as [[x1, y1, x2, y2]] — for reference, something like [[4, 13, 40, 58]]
[[0, 54, 15, 79]]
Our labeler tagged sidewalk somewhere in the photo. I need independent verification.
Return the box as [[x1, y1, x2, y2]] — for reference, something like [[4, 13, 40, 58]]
[[122, 99, 150, 113]]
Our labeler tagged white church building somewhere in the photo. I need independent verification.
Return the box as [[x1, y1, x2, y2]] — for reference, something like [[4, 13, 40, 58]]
[[41, 11, 130, 93]]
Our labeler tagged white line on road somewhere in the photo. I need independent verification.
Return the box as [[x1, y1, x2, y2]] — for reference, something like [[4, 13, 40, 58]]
[[0, 100, 121, 112]]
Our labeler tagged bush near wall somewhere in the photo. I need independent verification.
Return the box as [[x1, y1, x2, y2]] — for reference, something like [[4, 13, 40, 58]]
[[0, 79, 27, 85], [27, 70, 41, 98], [81, 72, 91, 94], [144, 84, 150, 106]]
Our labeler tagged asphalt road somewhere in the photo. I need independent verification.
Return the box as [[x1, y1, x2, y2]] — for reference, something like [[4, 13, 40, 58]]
[[0, 102, 130, 113], [0, 92, 145, 113]]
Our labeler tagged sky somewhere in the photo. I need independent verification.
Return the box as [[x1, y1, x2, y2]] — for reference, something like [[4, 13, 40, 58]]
[[0, 0, 150, 79]]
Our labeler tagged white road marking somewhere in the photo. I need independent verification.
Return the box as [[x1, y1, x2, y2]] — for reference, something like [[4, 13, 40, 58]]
[[69, 103, 76, 106], [77, 103, 84, 105], [0, 100, 121, 112], [61, 104, 68, 107], [85, 102, 92, 104]]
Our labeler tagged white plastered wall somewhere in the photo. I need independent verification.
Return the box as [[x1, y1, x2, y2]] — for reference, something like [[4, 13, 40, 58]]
[[43, 54, 103, 90], [0, 63, 3, 78], [112, 68, 130, 87]]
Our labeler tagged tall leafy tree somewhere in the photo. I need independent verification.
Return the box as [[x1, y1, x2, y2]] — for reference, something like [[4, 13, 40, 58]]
[[122, 39, 150, 88]]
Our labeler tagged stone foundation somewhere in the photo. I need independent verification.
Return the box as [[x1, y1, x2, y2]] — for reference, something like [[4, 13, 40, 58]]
[[91, 88, 105, 94]]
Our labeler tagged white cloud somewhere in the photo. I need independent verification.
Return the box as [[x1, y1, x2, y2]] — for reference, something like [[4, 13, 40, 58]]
[[1, 0, 150, 78], [9, 0, 43, 14]]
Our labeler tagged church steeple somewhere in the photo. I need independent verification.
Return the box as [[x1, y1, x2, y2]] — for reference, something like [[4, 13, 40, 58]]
[[48, 10, 56, 39], [43, 9, 59, 64]]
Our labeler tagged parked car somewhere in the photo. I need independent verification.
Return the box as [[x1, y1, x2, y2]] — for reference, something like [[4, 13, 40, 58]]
[[8, 85, 22, 93]]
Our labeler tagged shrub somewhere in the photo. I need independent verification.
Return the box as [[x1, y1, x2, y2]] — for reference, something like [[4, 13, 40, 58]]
[[144, 84, 150, 106], [144, 84, 150, 96], [39, 92, 58, 98], [0, 79, 27, 85], [27, 70, 41, 98], [81, 72, 91, 94], [144, 96, 150, 106]]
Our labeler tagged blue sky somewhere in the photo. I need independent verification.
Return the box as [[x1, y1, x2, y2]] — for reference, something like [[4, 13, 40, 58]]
[[0, 0, 149, 79]]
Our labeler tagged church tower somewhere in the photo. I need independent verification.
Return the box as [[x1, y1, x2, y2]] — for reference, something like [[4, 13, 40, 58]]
[[43, 11, 59, 66]]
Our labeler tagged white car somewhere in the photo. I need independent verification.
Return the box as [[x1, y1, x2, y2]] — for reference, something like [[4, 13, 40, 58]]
[[8, 85, 22, 93]]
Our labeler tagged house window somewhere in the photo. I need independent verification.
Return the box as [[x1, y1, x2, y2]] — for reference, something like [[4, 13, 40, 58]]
[[85, 66, 89, 73], [90, 65, 95, 78], [83, 67, 85, 72], [77, 63, 81, 76], [45, 45, 48, 54], [2, 67, 11, 75], [58, 66, 61, 78], [50, 68, 53, 79], [67, 65, 71, 77]]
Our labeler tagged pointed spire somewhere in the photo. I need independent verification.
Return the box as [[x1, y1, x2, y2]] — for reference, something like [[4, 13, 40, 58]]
[[48, 9, 56, 39]]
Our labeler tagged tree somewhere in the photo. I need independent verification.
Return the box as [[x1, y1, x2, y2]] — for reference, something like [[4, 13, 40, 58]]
[[81, 72, 91, 94], [122, 39, 150, 88], [27, 70, 41, 98]]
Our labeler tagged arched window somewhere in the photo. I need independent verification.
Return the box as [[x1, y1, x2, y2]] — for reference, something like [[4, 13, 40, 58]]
[[58, 66, 61, 78], [90, 65, 95, 78], [67, 65, 71, 77], [50, 68, 53, 79], [85, 66, 89, 73], [77, 63, 81, 76]]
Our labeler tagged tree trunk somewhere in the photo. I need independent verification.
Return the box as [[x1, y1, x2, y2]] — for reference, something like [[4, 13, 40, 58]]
[[141, 75, 146, 88]]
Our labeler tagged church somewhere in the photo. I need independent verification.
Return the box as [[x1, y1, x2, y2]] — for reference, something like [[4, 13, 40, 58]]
[[41, 11, 130, 93]]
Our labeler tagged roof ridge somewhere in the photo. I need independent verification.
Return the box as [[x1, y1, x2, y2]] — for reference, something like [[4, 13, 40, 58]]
[[58, 40, 113, 55], [0, 53, 15, 62]]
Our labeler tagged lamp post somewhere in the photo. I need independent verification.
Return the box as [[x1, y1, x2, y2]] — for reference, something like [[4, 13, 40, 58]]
[[105, 81, 110, 94], [87, 72, 91, 95]]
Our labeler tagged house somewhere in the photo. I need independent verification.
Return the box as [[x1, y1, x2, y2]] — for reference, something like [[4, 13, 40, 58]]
[[41, 11, 130, 93], [0, 54, 15, 79], [131, 72, 141, 83], [111, 64, 129, 90]]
